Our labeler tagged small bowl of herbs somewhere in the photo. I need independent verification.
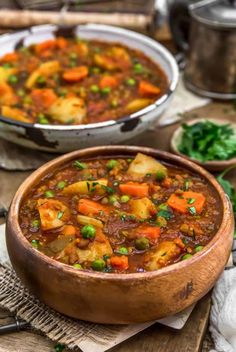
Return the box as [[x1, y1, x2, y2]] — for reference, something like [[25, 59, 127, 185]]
[[170, 118, 236, 171]]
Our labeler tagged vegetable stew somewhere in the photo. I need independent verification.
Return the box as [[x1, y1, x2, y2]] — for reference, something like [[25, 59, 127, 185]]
[[0, 37, 168, 125], [20, 153, 221, 273]]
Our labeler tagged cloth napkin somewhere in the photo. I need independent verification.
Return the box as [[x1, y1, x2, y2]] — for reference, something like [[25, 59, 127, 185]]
[[0, 224, 194, 352], [210, 267, 236, 352]]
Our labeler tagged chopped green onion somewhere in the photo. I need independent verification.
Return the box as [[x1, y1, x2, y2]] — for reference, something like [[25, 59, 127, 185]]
[[92, 259, 105, 271], [73, 160, 87, 169], [44, 190, 55, 198], [81, 224, 96, 239]]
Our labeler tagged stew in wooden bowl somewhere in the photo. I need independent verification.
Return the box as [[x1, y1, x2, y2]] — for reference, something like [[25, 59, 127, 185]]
[[6, 146, 234, 324]]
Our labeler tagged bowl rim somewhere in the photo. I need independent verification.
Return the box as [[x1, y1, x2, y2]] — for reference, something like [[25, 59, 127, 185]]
[[170, 117, 236, 167], [7, 145, 233, 281], [0, 23, 179, 131]]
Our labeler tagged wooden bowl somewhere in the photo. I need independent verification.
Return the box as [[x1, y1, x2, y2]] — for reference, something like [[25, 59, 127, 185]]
[[6, 146, 234, 324], [170, 118, 236, 172]]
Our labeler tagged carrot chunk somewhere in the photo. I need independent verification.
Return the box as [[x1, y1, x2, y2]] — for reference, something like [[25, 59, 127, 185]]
[[56, 37, 68, 49], [35, 40, 56, 55], [167, 191, 206, 214], [78, 199, 108, 216], [99, 76, 118, 89], [31, 89, 58, 109], [110, 256, 129, 271], [136, 226, 160, 241], [63, 66, 88, 82], [62, 225, 76, 236], [138, 81, 161, 97], [0, 52, 19, 63], [119, 182, 149, 197]]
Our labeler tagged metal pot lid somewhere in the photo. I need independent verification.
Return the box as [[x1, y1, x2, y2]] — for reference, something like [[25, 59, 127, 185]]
[[190, 0, 236, 28]]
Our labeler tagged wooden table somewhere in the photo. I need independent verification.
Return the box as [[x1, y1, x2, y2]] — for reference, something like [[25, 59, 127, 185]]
[[1, 101, 236, 351]]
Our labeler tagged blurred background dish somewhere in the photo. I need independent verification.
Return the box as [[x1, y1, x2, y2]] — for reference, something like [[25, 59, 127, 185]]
[[0, 24, 178, 152]]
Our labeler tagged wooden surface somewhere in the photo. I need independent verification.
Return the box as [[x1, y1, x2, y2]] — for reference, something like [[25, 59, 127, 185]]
[[0, 101, 236, 351]]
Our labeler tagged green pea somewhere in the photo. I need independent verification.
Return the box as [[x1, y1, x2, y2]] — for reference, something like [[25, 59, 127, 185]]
[[38, 114, 49, 124], [195, 245, 204, 252], [2, 62, 12, 68], [17, 89, 25, 97], [109, 195, 119, 204], [126, 78, 136, 86], [81, 224, 96, 239], [69, 52, 77, 60], [110, 99, 119, 108], [117, 247, 129, 255], [8, 74, 18, 84], [31, 219, 40, 229], [31, 239, 39, 249], [120, 195, 130, 203], [134, 63, 143, 73], [44, 190, 55, 198], [101, 87, 111, 95], [182, 254, 193, 260], [156, 170, 166, 181], [106, 159, 117, 170], [73, 263, 83, 269], [36, 75, 46, 85], [135, 237, 150, 250], [90, 85, 100, 93], [57, 181, 67, 190], [92, 259, 105, 271]]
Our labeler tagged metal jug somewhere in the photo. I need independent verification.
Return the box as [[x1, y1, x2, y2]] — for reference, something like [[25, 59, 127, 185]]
[[169, 0, 236, 99]]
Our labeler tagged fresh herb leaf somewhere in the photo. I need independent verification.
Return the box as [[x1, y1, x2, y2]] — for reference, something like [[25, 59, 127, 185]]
[[188, 206, 196, 215], [73, 160, 87, 169], [57, 211, 64, 219], [187, 198, 195, 204], [102, 185, 115, 194], [178, 120, 236, 162], [217, 165, 236, 212], [157, 209, 172, 220]]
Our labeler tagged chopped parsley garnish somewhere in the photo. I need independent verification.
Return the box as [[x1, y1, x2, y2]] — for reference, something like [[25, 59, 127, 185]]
[[57, 211, 64, 219], [157, 209, 172, 220], [184, 179, 189, 191], [178, 120, 236, 162], [102, 185, 115, 194], [188, 206, 196, 215], [73, 160, 87, 169], [187, 198, 195, 204], [120, 214, 127, 221]]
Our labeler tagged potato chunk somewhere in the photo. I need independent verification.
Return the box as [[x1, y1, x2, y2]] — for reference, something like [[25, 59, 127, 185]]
[[129, 197, 156, 219], [63, 179, 107, 195], [2, 106, 31, 123], [125, 98, 153, 113], [26, 60, 60, 89], [37, 198, 70, 231], [144, 241, 181, 271], [128, 153, 167, 178], [76, 230, 112, 262], [49, 97, 86, 124]]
